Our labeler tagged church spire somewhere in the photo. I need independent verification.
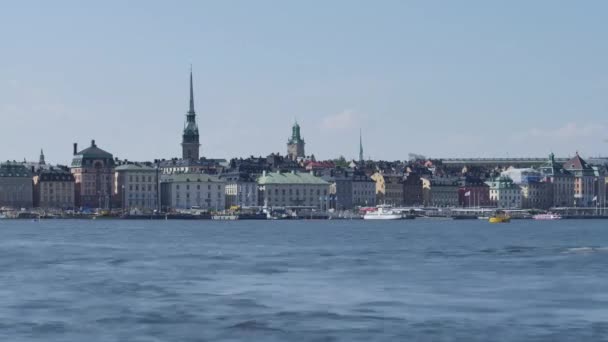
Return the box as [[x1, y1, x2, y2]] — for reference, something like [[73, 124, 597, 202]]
[[39, 149, 46, 165], [188, 65, 195, 115], [359, 129, 364, 163], [182, 67, 200, 161]]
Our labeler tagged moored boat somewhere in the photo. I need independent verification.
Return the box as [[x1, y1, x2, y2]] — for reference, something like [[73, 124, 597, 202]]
[[489, 211, 511, 223], [363, 207, 402, 220], [533, 213, 562, 220]]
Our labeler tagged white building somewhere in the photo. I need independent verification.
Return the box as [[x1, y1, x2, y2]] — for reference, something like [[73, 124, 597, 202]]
[[221, 171, 259, 208], [486, 176, 522, 209], [114, 163, 159, 212], [160, 173, 225, 211], [258, 171, 330, 209]]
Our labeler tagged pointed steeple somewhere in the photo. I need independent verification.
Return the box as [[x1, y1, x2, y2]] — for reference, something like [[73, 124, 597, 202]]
[[182, 66, 200, 161], [359, 129, 364, 163], [39, 149, 46, 165], [188, 65, 195, 115]]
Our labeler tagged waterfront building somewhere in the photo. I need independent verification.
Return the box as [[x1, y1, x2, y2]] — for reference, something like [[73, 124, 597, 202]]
[[258, 171, 329, 209], [160, 173, 225, 211], [0, 162, 33, 208], [33, 166, 75, 209], [70, 140, 115, 209], [321, 168, 375, 209], [422, 177, 460, 207], [520, 180, 552, 210], [592, 166, 607, 209], [487, 176, 522, 209], [539, 153, 575, 207], [563, 153, 596, 207], [286, 121, 305, 161], [371, 172, 404, 206], [458, 177, 490, 207], [182, 69, 200, 161], [402, 172, 423, 206], [114, 163, 159, 212], [221, 171, 259, 209]]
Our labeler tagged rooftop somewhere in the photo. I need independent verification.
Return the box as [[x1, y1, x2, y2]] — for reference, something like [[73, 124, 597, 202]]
[[258, 171, 329, 185]]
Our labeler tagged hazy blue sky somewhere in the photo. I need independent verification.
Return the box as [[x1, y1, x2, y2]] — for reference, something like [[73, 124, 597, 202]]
[[1, 1, 607, 164]]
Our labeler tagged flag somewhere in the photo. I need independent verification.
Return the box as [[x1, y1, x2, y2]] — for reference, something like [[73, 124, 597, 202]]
[[464, 191, 471, 197], [593, 196, 598, 202]]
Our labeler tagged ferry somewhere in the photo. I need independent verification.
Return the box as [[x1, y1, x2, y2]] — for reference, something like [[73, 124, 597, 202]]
[[363, 207, 402, 220], [532, 213, 562, 220], [488, 211, 511, 223]]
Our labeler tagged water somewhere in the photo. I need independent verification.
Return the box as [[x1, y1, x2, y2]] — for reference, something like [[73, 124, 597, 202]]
[[1, 219, 608, 341]]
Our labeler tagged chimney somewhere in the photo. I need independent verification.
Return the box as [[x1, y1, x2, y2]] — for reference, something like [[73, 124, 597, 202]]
[[91, 139, 96, 147], [73, 143, 78, 155]]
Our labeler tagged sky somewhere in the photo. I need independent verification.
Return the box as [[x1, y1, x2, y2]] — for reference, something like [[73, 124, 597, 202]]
[[1, 1, 607, 165]]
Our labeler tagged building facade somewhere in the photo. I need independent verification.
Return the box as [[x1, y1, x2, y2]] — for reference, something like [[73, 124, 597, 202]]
[[33, 167, 75, 209], [0, 162, 33, 208], [403, 172, 423, 206], [114, 163, 159, 212], [221, 171, 259, 209], [539, 153, 575, 207], [371, 172, 404, 206], [287, 121, 305, 160], [160, 173, 225, 211], [487, 177, 522, 209], [563, 153, 596, 207], [422, 177, 459, 207], [258, 171, 329, 209], [322, 168, 375, 209], [520, 181, 552, 210], [458, 178, 490, 207], [70, 140, 115, 209]]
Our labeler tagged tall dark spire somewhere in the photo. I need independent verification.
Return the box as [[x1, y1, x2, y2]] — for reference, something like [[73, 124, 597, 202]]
[[182, 66, 200, 161], [359, 129, 364, 163], [188, 65, 195, 114], [39, 149, 46, 165]]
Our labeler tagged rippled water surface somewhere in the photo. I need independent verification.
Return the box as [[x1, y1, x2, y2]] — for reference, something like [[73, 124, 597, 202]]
[[1, 219, 608, 341]]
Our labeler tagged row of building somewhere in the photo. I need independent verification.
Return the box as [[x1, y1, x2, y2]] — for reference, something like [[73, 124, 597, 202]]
[[1, 70, 607, 212], [2, 147, 606, 212]]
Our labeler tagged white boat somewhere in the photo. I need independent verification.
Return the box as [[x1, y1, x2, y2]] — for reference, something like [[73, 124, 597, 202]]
[[363, 207, 402, 220], [533, 213, 562, 220]]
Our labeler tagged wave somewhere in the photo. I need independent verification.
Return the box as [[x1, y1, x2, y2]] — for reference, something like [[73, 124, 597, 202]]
[[562, 246, 608, 254]]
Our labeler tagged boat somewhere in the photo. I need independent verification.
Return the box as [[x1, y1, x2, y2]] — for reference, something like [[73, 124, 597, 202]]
[[363, 207, 402, 220], [533, 213, 562, 220], [489, 211, 511, 223]]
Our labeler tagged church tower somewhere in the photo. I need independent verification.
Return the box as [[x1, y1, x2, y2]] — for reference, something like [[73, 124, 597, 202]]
[[287, 120, 305, 160], [181, 68, 200, 161], [39, 149, 46, 165]]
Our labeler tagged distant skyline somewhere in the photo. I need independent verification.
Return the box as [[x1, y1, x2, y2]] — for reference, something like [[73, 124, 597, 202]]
[[1, 1, 607, 165]]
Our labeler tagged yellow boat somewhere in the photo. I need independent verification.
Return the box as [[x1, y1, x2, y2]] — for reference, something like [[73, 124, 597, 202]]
[[488, 211, 511, 223]]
